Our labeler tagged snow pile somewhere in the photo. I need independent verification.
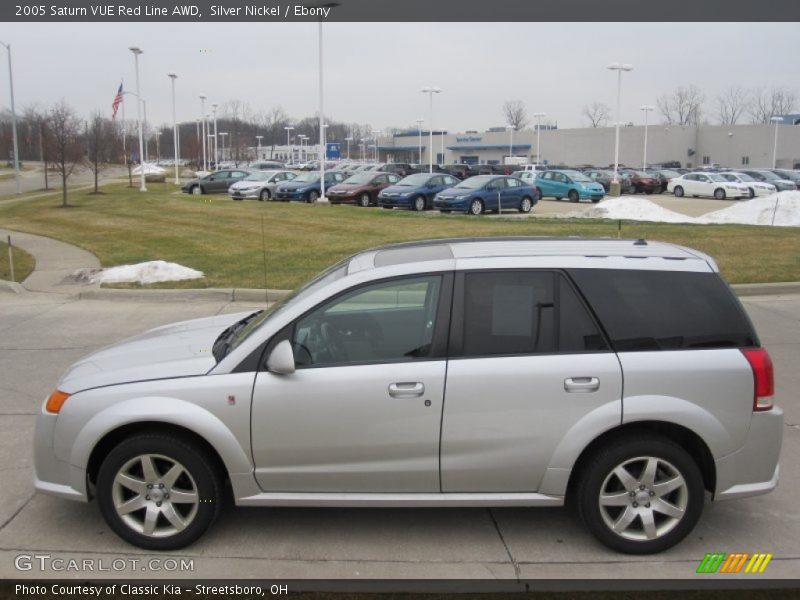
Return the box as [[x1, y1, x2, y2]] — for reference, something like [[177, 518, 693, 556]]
[[132, 163, 166, 175], [85, 261, 204, 285], [565, 197, 695, 224], [698, 192, 800, 227]]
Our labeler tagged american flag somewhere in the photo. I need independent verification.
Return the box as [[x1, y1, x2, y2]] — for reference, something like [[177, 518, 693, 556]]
[[111, 82, 124, 120]]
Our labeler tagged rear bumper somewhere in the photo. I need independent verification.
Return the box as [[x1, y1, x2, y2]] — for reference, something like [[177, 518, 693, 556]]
[[715, 406, 783, 501]]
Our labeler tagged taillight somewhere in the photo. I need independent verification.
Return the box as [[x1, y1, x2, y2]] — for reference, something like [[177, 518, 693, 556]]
[[741, 348, 774, 411]]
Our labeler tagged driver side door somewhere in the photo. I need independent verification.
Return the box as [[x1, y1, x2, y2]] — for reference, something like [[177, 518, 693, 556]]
[[251, 273, 452, 492]]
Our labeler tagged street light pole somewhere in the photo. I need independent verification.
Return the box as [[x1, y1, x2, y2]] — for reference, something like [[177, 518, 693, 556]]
[[771, 116, 782, 168], [345, 136, 353, 160], [220, 132, 228, 162], [640, 105, 654, 170], [506, 125, 513, 162], [415, 118, 424, 164], [211, 103, 218, 170], [284, 127, 293, 163], [199, 95, 207, 172], [168, 73, 179, 185], [532, 112, 545, 165], [370, 130, 378, 162], [129, 46, 146, 192], [0, 41, 20, 195], [421, 87, 441, 173], [607, 62, 633, 185], [255, 135, 263, 160]]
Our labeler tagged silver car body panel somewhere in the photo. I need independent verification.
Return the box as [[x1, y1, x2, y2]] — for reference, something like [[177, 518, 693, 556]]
[[33, 238, 780, 509]]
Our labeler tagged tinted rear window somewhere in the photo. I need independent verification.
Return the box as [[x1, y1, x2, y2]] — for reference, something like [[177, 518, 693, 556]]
[[567, 269, 758, 351]]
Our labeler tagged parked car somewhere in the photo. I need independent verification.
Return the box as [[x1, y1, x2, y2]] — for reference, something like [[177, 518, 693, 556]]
[[718, 172, 776, 198], [433, 175, 538, 215], [228, 170, 297, 201], [583, 169, 614, 192], [377, 163, 418, 177], [648, 169, 683, 193], [620, 170, 661, 194], [738, 170, 797, 192], [535, 170, 605, 203], [35, 238, 781, 554], [181, 169, 250, 195], [441, 164, 478, 180], [378, 172, 461, 211], [765, 169, 800, 186], [249, 161, 285, 171], [327, 171, 402, 206], [412, 163, 446, 174], [274, 171, 346, 203], [667, 173, 749, 199]]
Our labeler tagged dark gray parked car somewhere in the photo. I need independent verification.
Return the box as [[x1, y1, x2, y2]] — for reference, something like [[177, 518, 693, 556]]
[[181, 169, 250, 195]]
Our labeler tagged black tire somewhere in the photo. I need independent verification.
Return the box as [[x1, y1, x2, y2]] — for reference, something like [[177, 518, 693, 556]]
[[536, 187, 543, 200], [412, 195, 426, 212], [713, 188, 726, 200], [191, 185, 203, 195], [591, 197, 601, 204], [555, 196, 563, 201], [568, 189, 579, 203], [468, 198, 483, 215], [306, 190, 319, 203], [645, 189, 654, 195], [672, 186, 684, 198], [574, 433, 704, 555], [259, 189, 271, 201], [96, 433, 223, 551], [748, 187, 755, 199], [519, 196, 533, 213], [381, 205, 392, 209], [440, 209, 451, 214], [358, 192, 371, 207]]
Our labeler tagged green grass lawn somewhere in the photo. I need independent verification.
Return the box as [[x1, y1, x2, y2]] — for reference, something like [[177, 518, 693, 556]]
[[0, 240, 35, 282], [0, 183, 797, 289]]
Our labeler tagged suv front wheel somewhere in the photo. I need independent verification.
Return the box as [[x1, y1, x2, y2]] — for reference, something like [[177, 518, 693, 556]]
[[575, 434, 704, 554], [96, 433, 222, 550]]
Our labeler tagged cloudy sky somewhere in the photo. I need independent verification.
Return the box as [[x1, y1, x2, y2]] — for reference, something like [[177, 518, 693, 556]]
[[1, 22, 798, 133]]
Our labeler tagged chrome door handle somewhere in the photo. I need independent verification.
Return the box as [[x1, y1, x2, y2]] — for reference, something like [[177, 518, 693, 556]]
[[388, 382, 425, 398], [564, 377, 600, 393]]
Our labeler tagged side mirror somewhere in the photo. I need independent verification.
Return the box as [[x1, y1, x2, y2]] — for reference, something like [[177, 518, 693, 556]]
[[266, 339, 295, 375]]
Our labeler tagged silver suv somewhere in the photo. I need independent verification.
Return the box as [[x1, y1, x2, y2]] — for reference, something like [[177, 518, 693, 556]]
[[34, 238, 782, 553]]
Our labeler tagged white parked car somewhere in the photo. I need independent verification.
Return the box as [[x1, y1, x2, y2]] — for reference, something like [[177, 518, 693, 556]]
[[719, 172, 776, 199], [228, 170, 297, 201], [667, 172, 749, 200]]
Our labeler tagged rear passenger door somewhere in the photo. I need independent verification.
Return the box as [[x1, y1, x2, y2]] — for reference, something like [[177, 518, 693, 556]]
[[440, 270, 623, 492]]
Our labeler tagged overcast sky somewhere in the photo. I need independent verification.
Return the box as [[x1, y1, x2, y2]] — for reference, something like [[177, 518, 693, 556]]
[[1, 22, 798, 133]]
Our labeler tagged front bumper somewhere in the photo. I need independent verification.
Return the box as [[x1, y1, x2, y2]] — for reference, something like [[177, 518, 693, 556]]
[[433, 197, 467, 211], [229, 189, 261, 200], [34, 411, 88, 502], [327, 193, 358, 204], [714, 406, 783, 501], [275, 190, 307, 200], [379, 195, 414, 208]]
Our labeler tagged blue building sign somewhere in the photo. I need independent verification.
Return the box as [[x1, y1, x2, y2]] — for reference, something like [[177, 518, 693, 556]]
[[326, 143, 342, 159]]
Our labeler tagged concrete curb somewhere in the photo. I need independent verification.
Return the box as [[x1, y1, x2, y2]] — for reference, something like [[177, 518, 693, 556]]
[[731, 282, 800, 297], [0, 279, 25, 294], [78, 287, 291, 303], [70, 282, 800, 303]]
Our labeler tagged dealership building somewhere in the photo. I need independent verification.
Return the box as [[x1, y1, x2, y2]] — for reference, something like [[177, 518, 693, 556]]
[[375, 122, 800, 170]]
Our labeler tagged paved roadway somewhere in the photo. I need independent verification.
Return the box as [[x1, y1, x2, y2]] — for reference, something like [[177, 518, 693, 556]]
[[0, 290, 797, 581]]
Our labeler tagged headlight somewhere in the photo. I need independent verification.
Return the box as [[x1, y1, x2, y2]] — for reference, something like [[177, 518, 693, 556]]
[[455, 195, 467, 200], [296, 188, 307, 193]]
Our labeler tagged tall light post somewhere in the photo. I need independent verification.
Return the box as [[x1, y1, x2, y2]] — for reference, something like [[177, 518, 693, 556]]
[[415, 118, 424, 164], [771, 116, 782, 168], [607, 62, 633, 186], [532, 112, 545, 165], [421, 86, 441, 173], [316, 5, 340, 203], [129, 46, 146, 192], [211, 103, 218, 170], [199, 95, 207, 172], [370, 130, 379, 162], [506, 125, 514, 163], [255, 135, 263, 160], [168, 73, 179, 184], [284, 126, 293, 163], [640, 105, 654, 169], [0, 41, 20, 194], [345, 136, 353, 160], [219, 132, 228, 162], [299, 134, 308, 161]]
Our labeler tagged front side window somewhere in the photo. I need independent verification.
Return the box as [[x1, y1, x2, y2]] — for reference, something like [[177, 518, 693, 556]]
[[292, 276, 443, 367]]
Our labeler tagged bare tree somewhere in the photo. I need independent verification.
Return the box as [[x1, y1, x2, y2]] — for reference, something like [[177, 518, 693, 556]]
[[716, 86, 750, 125], [657, 85, 705, 126], [582, 102, 611, 127], [85, 111, 116, 193], [47, 101, 83, 207], [260, 106, 289, 158], [748, 87, 797, 124], [502, 100, 529, 131]]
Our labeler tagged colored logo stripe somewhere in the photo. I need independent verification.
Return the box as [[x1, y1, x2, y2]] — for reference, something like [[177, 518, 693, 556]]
[[697, 552, 773, 574]]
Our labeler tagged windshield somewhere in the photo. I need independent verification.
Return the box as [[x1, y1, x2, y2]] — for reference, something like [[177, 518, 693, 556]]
[[563, 170, 591, 182], [707, 174, 727, 182], [755, 171, 780, 181], [397, 173, 432, 186], [243, 171, 274, 182], [455, 175, 493, 189], [343, 172, 375, 184], [292, 173, 320, 183], [660, 170, 680, 178], [731, 173, 754, 182], [217, 260, 351, 361]]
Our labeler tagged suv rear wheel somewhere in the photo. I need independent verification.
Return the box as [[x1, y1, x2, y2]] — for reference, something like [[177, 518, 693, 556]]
[[575, 434, 704, 554], [96, 433, 222, 550]]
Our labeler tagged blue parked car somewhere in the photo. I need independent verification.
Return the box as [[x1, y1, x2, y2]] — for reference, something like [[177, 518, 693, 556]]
[[378, 172, 461, 211], [274, 171, 346, 203], [535, 169, 605, 203], [433, 175, 539, 215]]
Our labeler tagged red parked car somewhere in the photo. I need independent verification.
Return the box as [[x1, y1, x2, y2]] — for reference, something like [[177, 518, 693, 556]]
[[326, 171, 402, 206], [621, 170, 661, 194]]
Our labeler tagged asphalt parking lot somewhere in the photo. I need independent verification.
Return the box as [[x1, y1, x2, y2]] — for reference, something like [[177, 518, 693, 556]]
[[0, 290, 798, 580]]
